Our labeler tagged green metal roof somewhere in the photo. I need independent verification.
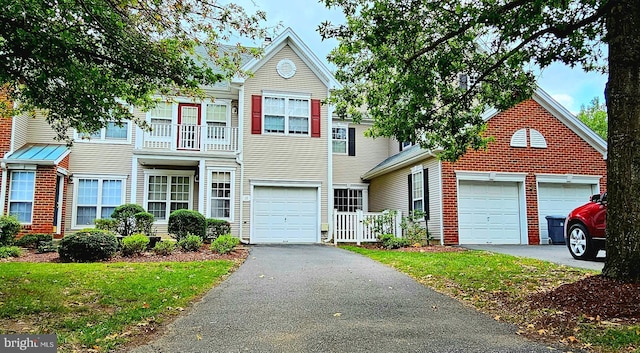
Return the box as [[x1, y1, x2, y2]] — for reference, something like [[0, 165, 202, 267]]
[[6, 144, 69, 164]]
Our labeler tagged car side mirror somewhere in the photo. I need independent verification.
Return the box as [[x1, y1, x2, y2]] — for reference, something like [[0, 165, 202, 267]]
[[590, 194, 601, 203]]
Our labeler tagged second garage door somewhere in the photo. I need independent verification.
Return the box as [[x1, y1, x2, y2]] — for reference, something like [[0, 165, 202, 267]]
[[537, 183, 596, 243], [252, 186, 318, 243], [458, 180, 523, 244]]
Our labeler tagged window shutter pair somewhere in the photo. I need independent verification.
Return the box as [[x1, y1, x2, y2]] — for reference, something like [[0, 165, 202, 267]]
[[407, 169, 429, 220], [251, 95, 321, 137]]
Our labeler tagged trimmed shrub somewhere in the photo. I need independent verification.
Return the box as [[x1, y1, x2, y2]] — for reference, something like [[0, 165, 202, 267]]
[[111, 204, 146, 237], [0, 215, 21, 246], [58, 229, 118, 262], [210, 234, 240, 254], [205, 218, 231, 243], [168, 210, 206, 241], [153, 240, 176, 256], [95, 218, 118, 232], [36, 241, 58, 254], [15, 233, 53, 249], [177, 234, 203, 252], [378, 234, 410, 249], [0, 246, 22, 258], [134, 212, 155, 236], [121, 233, 150, 256]]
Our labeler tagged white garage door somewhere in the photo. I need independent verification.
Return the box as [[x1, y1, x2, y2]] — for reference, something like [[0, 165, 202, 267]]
[[458, 180, 522, 244], [252, 186, 318, 243], [537, 183, 595, 243]]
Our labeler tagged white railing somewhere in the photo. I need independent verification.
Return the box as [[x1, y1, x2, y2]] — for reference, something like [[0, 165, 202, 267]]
[[140, 123, 239, 152], [333, 209, 402, 245]]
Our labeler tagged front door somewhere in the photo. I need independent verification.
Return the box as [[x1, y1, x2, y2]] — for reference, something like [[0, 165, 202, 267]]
[[177, 103, 201, 150], [53, 175, 64, 235]]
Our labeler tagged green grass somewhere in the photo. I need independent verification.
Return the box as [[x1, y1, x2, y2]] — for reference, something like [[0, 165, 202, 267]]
[[342, 246, 639, 353], [0, 260, 237, 352]]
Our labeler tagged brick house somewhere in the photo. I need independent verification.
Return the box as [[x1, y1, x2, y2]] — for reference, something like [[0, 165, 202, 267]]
[[0, 29, 607, 245], [362, 89, 607, 245]]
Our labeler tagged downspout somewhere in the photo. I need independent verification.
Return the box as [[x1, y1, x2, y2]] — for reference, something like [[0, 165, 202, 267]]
[[0, 162, 7, 215], [438, 158, 444, 246], [236, 85, 248, 244], [325, 94, 334, 243]]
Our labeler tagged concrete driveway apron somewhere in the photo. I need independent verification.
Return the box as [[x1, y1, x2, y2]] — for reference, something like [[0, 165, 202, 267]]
[[130, 245, 577, 353]]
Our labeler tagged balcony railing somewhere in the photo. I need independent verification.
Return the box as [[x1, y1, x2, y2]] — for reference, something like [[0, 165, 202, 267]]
[[139, 123, 239, 153]]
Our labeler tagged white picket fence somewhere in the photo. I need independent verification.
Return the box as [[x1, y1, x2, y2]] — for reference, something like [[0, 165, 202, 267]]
[[333, 209, 402, 245]]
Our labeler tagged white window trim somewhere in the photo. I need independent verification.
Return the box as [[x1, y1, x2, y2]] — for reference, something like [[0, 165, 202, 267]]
[[204, 100, 232, 144], [74, 121, 133, 144], [206, 168, 235, 221], [8, 170, 36, 224], [411, 167, 424, 213], [71, 174, 128, 229], [332, 124, 348, 155], [262, 92, 312, 136], [333, 183, 368, 212], [143, 169, 194, 223]]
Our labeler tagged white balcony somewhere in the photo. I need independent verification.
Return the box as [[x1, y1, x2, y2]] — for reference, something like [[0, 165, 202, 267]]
[[139, 123, 239, 153]]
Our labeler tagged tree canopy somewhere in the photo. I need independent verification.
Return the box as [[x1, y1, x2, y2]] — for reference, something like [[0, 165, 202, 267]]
[[578, 96, 608, 140], [0, 0, 270, 142], [320, 0, 640, 282]]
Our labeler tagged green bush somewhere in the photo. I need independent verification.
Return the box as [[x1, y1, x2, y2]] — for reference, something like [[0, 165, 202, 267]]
[[121, 233, 150, 256], [177, 234, 203, 252], [36, 241, 57, 253], [111, 204, 146, 237], [134, 212, 155, 236], [378, 234, 410, 249], [94, 218, 118, 232], [401, 210, 432, 246], [153, 240, 176, 256], [210, 234, 240, 254], [58, 229, 118, 262], [0, 215, 21, 246], [0, 246, 22, 258], [168, 210, 206, 241], [15, 233, 53, 249], [205, 218, 231, 243]]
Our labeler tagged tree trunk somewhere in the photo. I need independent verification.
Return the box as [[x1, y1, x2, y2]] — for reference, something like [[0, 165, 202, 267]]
[[602, 0, 640, 282]]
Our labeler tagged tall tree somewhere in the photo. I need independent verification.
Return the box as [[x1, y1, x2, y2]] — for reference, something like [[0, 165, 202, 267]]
[[0, 0, 271, 142], [577, 97, 608, 140], [320, 0, 640, 282]]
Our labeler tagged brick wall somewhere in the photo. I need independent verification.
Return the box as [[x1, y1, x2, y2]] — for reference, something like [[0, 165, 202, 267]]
[[441, 98, 607, 245], [0, 86, 12, 157]]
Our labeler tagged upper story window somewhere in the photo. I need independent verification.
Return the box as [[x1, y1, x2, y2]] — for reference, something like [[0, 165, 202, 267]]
[[332, 125, 347, 154], [206, 103, 230, 139], [263, 95, 310, 135], [76, 121, 131, 143]]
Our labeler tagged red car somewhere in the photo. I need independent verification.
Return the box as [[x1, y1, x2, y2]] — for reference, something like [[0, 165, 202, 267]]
[[564, 193, 607, 260]]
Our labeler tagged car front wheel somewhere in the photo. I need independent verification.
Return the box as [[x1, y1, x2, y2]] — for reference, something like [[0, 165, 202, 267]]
[[567, 223, 597, 260]]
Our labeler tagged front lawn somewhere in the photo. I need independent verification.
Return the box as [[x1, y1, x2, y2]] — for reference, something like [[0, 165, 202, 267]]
[[0, 260, 237, 352], [343, 246, 640, 353]]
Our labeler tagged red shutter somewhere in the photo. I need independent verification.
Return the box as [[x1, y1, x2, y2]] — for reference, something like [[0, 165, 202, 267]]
[[311, 99, 321, 137], [251, 95, 262, 134]]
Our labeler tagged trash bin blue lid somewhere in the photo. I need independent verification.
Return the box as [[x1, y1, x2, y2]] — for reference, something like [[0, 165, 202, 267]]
[[545, 215, 566, 219]]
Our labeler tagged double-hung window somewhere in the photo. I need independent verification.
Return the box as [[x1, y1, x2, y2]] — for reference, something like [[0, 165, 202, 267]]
[[145, 171, 192, 221], [408, 165, 429, 219], [263, 95, 310, 135], [209, 170, 234, 220], [8, 171, 36, 223], [332, 125, 348, 154], [77, 122, 130, 142], [149, 102, 173, 138], [206, 103, 229, 140], [73, 176, 126, 227]]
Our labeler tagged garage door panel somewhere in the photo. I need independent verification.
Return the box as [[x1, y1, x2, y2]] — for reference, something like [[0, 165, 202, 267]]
[[538, 183, 594, 243], [253, 186, 318, 243], [458, 181, 522, 244]]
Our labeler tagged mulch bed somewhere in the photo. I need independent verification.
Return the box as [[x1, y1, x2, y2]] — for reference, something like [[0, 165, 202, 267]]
[[358, 243, 467, 253]]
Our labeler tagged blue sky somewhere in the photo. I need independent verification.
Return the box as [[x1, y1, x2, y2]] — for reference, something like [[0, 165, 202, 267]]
[[232, 0, 607, 114]]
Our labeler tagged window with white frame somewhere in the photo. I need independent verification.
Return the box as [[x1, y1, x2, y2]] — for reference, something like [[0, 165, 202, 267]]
[[209, 170, 233, 219], [149, 102, 173, 138], [145, 172, 192, 221], [263, 95, 310, 135], [206, 103, 229, 140], [73, 176, 125, 227], [332, 125, 347, 154], [334, 188, 363, 212], [8, 171, 35, 223], [78, 121, 130, 141], [411, 168, 424, 212]]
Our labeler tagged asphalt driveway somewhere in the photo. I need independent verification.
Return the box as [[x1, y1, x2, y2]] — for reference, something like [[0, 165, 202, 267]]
[[129, 245, 575, 353], [463, 244, 605, 271]]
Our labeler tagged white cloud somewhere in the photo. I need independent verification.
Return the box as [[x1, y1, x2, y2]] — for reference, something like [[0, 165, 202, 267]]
[[550, 94, 576, 114]]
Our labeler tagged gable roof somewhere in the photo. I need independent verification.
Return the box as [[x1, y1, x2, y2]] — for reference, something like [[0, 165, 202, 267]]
[[361, 87, 608, 180], [233, 27, 341, 90]]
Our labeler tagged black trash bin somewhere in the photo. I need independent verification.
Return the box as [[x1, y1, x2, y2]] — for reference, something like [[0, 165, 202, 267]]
[[545, 215, 566, 245]]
